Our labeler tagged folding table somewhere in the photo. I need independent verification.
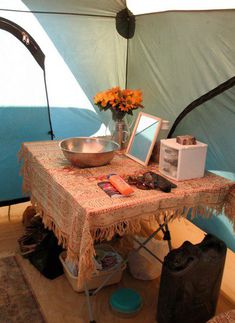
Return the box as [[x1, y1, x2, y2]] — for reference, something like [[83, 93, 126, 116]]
[[19, 140, 235, 322]]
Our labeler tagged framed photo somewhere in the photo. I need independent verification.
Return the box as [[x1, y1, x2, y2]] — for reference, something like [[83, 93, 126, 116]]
[[125, 112, 162, 166]]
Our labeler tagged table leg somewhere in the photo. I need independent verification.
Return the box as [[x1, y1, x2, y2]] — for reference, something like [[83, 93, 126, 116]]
[[91, 260, 127, 296], [132, 236, 163, 264], [84, 282, 96, 323], [163, 221, 172, 251], [156, 216, 173, 252], [88, 215, 173, 318], [91, 216, 172, 296], [133, 215, 173, 261]]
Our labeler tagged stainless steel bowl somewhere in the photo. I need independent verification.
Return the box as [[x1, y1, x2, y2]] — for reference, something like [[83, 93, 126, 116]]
[[59, 137, 120, 168]]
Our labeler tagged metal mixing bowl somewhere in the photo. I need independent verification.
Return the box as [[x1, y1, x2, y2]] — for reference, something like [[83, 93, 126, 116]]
[[59, 137, 120, 168]]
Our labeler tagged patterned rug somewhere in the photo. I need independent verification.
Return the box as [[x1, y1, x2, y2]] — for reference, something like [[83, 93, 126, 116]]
[[0, 256, 45, 322]]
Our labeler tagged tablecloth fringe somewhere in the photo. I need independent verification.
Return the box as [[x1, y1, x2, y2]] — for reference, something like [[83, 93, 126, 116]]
[[30, 197, 68, 250], [224, 184, 235, 231], [18, 146, 27, 177], [90, 203, 225, 243], [27, 196, 233, 284], [30, 196, 96, 283]]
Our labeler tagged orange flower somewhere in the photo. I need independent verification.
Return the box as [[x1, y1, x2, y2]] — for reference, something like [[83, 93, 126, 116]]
[[93, 87, 143, 115]]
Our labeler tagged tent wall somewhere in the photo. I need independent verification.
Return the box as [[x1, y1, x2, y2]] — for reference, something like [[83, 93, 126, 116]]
[[0, 3, 234, 250], [173, 86, 235, 173], [35, 13, 127, 138], [0, 0, 127, 204], [0, 29, 51, 204], [127, 11, 235, 123], [127, 10, 235, 250], [0, 2, 127, 137], [172, 86, 235, 251]]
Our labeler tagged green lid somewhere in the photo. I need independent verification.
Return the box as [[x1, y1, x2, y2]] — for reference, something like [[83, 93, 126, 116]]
[[109, 288, 142, 314]]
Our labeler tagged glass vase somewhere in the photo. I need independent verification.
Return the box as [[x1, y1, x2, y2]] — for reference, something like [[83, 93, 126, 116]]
[[106, 111, 130, 150]]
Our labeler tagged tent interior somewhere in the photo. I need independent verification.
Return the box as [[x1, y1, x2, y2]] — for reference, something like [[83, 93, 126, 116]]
[[0, 0, 234, 321]]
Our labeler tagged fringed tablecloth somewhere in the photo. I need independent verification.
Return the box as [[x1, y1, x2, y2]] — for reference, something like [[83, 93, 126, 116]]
[[19, 141, 235, 288]]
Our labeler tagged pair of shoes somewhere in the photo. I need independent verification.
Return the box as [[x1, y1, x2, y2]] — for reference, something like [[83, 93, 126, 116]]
[[18, 216, 48, 258]]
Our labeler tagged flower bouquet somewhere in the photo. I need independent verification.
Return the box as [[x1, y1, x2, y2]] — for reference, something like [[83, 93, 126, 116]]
[[93, 86, 143, 121]]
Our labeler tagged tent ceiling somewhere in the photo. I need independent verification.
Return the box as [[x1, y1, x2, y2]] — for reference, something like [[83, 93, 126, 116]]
[[127, 0, 235, 15], [3, 0, 235, 16], [0, 0, 126, 16]]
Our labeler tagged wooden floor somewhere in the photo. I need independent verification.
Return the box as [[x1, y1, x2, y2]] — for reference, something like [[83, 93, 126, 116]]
[[0, 203, 234, 323]]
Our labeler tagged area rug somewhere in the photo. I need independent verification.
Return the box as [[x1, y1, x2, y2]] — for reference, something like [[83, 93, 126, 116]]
[[0, 256, 46, 322]]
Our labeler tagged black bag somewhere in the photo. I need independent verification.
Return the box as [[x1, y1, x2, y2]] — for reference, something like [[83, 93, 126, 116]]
[[28, 230, 64, 279], [18, 216, 64, 279]]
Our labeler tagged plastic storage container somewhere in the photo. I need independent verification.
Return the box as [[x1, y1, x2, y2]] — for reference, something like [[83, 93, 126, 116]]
[[109, 288, 143, 318], [159, 138, 207, 181], [59, 246, 126, 292]]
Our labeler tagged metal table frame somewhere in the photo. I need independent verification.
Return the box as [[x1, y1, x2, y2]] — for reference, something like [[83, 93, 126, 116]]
[[85, 215, 173, 322]]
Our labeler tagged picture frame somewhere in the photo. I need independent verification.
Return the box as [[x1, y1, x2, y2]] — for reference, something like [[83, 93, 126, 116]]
[[125, 112, 162, 166]]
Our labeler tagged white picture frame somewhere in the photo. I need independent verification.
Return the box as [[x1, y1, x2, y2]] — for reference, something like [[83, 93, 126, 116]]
[[125, 112, 162, 166]]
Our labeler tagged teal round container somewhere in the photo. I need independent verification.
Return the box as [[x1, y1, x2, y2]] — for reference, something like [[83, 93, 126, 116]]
[[109, 288, 143, 318]]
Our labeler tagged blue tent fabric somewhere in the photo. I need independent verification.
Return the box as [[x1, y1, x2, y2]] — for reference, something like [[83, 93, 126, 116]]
[[0, 25, 51, 204], [0, 3, 234, 250], [0, 107, 51, 203], [173, 89, 235, 251], [126, 10, 235, 251], [172, 86, 235, 174]]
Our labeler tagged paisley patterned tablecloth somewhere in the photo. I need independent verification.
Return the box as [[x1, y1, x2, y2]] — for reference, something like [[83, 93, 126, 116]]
[[19, 141, 235, 287]]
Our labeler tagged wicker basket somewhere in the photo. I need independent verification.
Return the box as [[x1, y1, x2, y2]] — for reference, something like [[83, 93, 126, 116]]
[[59, 245, 126, 293]]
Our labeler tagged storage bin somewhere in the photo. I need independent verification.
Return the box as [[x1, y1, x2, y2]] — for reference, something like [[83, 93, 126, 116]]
[[59, 246, 126, 292], [159, 138, 207, 181], [109, 288, 143, 318]]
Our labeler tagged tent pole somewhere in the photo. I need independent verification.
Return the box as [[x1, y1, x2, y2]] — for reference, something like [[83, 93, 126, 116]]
[[7, 205, 11, 222], [125, 38, 129, 89], [168, 76, 235, 138], [43, 68, 54, 140]]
